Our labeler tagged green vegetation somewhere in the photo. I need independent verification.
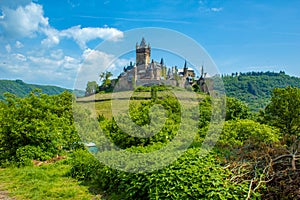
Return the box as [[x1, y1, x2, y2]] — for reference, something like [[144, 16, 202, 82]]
[[222, 71, 300, 111], [0, 90, 81, 166], [0, 77, 299, 199], [0, 79, 72, 100], [70, 86, 299, 199], [0, 161, 100, 200], [262, 86, 300, 137], [85, 81, 99, 96], [99, 71, 113, 92]]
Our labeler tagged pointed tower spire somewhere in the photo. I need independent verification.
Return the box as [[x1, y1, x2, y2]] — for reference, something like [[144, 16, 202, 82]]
[[184, 60, 187, 69], [160, 58, 164, 66], [140, 37, 146, 47], [183, 60, 188, 76]]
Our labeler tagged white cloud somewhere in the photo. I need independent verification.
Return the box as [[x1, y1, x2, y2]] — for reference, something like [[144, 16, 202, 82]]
[[82, 48, 115, 66], [0, 2, 49, 38], [59, 25, 123, 49], [198, 1, 223, 13], [0, 2, 123, 49], [61, 55, 80, 71], [50, 49, 64, 60], [27, 54, 80, 71], [28, 56, 61, 67], [13, 53, 27, 61], [41, 25, 123, 49], [75, 49, 116, 89], [73, 48, 131, 89], [15, 40, 24, 48], [41, 27, 60, 47], [211, 7, 223, 12], [0, 1, 124, 89], [5, 44, 11, 52]]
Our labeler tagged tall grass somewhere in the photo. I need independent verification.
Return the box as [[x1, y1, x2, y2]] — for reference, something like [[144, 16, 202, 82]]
[[0, 161, 101, 200]]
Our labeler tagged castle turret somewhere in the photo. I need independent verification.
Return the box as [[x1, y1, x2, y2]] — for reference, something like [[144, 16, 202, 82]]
[[167, 68, 172, 79], [136, 37, 151, 66], [201, 65, 204, 78], [183, 60, 188, 77], [160, 58, 164, 66]]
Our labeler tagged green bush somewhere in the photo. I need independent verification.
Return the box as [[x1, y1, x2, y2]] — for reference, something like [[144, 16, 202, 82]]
[[219, 119, 280, 147], [0, 90, 81, 166], [16, 145, 51, 166], [69, 146, 253, 199], [101, 95, 181, 149], [225, 97, 252, 120], [148, 149, 250, 199], [68, 149, 102, 181]]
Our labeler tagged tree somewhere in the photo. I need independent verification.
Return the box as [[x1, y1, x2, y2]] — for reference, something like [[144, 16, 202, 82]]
[[99, 71, 113, 90], [85, 81, 99, 96], [263, 86, 300, 137], [225, 97, 251, 121]]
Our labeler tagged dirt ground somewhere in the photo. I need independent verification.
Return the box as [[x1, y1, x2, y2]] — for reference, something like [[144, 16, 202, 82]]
[[0, 190, 15, 200]]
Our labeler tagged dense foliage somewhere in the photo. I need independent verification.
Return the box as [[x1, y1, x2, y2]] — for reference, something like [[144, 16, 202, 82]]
[[263, 86, 300, 137], [101, 94, 181, 149], [222, 71, 300, 111], [85, 81, 99, 96], [69, 147, 254, 199], [0, 83, 299, 199], [0, 90, 81, 166]]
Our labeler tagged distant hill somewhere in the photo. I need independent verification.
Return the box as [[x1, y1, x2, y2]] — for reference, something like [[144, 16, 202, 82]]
[[0, 79, 74, 100], [222, 71, 300, 111]]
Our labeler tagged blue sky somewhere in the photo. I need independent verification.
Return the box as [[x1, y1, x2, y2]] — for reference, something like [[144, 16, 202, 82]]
[[0, 0, 299, 89]]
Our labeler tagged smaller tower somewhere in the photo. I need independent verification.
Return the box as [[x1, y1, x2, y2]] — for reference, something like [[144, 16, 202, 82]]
[[167, 68, 172, 79], [183, 60, 188, 77], [160, 58, 164, 66]]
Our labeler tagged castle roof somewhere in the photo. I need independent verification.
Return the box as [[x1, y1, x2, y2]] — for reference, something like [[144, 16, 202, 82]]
[[140, 37, 147, 47]]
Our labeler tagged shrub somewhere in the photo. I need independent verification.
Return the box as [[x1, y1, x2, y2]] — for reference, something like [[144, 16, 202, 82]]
[[69, 146, 253, 199], [101, 95, 181, 149], [0, 90, 81, 166], [68, 149, 102, 181], [219, 119, 280, 147]]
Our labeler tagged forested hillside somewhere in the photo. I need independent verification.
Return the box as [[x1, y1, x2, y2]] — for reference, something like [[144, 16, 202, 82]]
[[0, 79, 85, 99], [222, 71, 300, 111], [0, 79, 69, 100]]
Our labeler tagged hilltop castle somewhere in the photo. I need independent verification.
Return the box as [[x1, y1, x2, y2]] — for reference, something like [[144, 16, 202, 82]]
[[116, 38, 208, 93]]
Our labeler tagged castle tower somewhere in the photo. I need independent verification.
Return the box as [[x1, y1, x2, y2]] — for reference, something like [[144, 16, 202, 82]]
[[136, 37, 151, 66], [200, 65, 204, 78]]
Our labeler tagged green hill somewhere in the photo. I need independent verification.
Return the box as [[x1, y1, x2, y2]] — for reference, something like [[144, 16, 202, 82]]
[[0, 79, 72, 100], [222, 71, 300, 111]]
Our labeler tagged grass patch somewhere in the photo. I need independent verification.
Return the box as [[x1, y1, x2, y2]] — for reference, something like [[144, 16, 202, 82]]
[[0, 161, 101, 200], [76, 89, 205, 119]]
